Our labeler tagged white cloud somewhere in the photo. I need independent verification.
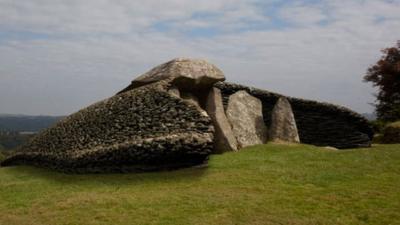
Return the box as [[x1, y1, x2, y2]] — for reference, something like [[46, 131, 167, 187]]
[[279, 4, 327, 26], [0, 0, 399, 115], [0, 0, 270, 34]]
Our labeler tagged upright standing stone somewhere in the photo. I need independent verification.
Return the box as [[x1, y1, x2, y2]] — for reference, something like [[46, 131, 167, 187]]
[[226, 90, 268, 148], [269, 97, 300, 143], [205, 87, 238, 152]]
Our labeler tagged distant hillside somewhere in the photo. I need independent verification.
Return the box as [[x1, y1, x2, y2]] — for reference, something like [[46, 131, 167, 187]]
[[0, 114, 64, 132], [362, 113, 377, 121]]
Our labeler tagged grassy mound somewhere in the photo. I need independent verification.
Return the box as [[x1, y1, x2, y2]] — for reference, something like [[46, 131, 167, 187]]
[[1, 144, 399, 225], [382, 121, 400, 143]]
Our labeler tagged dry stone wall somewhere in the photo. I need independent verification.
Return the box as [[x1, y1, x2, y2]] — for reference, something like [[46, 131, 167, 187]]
[[215, 82, 373, 149], [1, 81, 214, 173]]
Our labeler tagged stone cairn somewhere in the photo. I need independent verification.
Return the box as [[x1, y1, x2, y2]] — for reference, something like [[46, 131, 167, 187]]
[[1, 58, 373, 173]]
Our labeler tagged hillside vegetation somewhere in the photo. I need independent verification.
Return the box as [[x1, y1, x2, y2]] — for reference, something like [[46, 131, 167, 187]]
[[382, 121, 400, 144], [0, 144, 399, 225], [0, 115, 63, 132], [0, 115, 63, 150], [0, 132, 34, 150]]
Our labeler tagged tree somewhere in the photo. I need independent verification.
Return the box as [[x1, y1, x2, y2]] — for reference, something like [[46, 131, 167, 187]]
[[364, 41, 400, 122]]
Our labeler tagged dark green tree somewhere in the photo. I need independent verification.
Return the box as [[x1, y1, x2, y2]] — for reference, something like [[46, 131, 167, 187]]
[[364, 41, 400, 122]]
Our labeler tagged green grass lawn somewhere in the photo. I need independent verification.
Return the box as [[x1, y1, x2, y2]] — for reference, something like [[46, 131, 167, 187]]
[[0, 144, 399, 225]]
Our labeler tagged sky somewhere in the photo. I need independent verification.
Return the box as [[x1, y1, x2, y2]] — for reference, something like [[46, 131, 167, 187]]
[[0, 0, 400, 116]]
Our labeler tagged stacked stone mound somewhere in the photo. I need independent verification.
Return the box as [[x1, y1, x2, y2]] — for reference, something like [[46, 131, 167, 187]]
[[215, 82, 373, 149], [1, 81, 214, 173]]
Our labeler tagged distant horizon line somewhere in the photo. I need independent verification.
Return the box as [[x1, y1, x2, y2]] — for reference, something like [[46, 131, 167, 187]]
[[0, 113, 66, 117], [0, 112, 376, 118]]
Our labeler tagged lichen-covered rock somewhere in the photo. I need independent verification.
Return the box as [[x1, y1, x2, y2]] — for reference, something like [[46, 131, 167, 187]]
[[1, 82, 214, 173], [215, 82, 373, 149], [269, 97, 300, 143], [226, 90, 268, 148], [205, 87, 238, 152], [119, 58, 225, 93], [382, 121, 400, 144]]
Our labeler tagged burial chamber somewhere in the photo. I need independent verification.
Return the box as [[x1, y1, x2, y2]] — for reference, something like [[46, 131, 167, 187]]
[[1, 58, 373, 173]]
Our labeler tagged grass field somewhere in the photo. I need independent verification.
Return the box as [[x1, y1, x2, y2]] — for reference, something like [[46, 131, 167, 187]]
[[0, 144, 399, 225]]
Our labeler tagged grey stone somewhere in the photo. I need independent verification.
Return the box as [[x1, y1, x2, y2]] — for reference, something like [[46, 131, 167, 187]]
[[119, 58, 225, 93], [215, 82, 373, 149], [226, 90, 268, 148], [269, 97, 300, 143], [205, 87, 238, 153]]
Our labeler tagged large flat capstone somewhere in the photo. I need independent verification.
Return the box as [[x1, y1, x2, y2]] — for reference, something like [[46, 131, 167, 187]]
[[119, 58, 225, 93], [226, 90, 268, 148]]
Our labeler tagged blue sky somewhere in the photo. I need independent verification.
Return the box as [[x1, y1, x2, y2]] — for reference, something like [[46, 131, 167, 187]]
[[0, 0, 400, 115]]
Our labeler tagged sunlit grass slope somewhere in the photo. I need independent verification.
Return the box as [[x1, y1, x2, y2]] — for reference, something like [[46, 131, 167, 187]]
[[0, 144, 399, 225]]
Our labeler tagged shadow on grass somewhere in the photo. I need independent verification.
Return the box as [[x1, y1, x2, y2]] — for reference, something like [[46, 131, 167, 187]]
[[1, 163, 209, 187]]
